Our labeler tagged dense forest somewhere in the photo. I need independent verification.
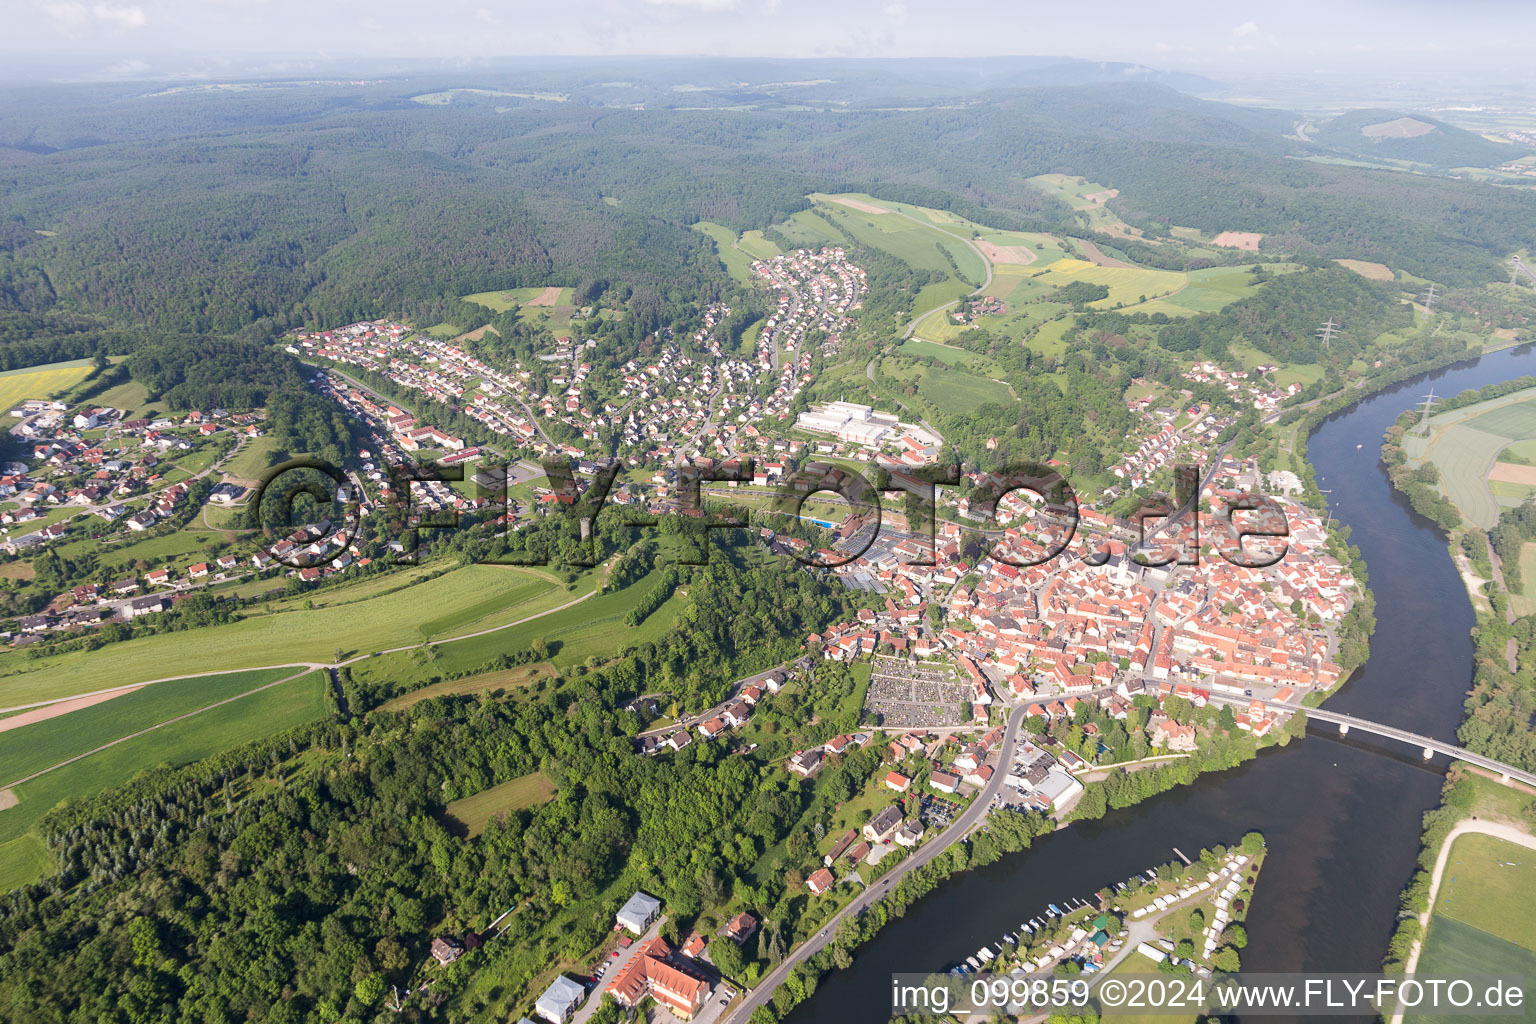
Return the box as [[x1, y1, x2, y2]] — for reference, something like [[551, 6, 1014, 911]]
[[2, 74, 1532, 357], [0, 538, 872, 1024]]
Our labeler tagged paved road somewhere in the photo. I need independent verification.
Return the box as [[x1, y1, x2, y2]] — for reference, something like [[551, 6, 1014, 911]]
[[721, 703, 1029, 1024], [637, 664, 791, 737]]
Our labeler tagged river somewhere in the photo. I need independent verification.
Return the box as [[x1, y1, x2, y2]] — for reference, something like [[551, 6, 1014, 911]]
[[787, 344, 1536, 1023]]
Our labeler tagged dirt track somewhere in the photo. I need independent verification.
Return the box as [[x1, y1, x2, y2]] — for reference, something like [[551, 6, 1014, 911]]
[[0, 686, 145, 734]]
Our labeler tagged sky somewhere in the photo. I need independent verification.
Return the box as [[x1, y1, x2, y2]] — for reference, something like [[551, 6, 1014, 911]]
[[7, 0, 1536, 77]]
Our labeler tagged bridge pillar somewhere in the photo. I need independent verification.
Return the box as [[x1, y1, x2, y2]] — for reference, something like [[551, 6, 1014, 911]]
[[1423, 747, 1434, 761], [1337, 723, 1349, 737], [1502, 772, 1511, 784]]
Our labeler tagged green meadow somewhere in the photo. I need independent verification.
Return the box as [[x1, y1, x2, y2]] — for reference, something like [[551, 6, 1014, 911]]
[[0, 670, 330, 884], [0, 667, 298, 786], [445, 772, 558, 836], [0, 565, 572, 707]]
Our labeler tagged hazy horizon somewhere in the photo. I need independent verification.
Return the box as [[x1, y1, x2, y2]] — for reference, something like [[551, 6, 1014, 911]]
[[8, 0, 1536, 84]]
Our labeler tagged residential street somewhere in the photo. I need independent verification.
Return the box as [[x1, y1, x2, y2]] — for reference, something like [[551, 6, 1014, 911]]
[[720, 703, 1029, 1024]]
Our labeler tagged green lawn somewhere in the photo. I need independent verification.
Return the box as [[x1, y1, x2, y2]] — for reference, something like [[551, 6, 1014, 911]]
[[445, 772, 557, 836], [0, 565, 567, 706], [1410, 916, 1536, 1024], [0, 671, 330, 852], [0, 667, 297, 785], [1432, 833, 1536, 951], [1100, 949, 1197, 1024], [221, 434, 280, 482]]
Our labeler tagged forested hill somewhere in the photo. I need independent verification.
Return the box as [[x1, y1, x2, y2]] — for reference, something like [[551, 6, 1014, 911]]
[[1312, 108, 1519, 169], [1, 71, 1534, 345]]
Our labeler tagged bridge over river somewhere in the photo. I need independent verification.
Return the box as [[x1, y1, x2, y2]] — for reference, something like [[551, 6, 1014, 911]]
[[1209, 693, 1536, 788]]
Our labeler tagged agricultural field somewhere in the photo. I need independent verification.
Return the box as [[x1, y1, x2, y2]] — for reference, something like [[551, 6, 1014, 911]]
[[810, 196, 987, 287], [1335, 258, 1395, 281], [1027, 174, 1141, 239], [737, 229, 782, 260], [1128, 264, 1279, 316], [0, 358, 94, 414], [0, 670, 330, 886], [463, 286, 571, 313], [0, 564, 574, 706], [0, 667, 298, 785], [1402, 385, 1536, 528], [444, 772, 558, 836], [1028, 258, 1187, 309], [774, 208, 846, 248], [882, 355, 1015, 418], [896, 338, 978, 366], [1413, 832, 1536, 1024], [347, 570, 683, 691], [1427, 832, 1536, 950]]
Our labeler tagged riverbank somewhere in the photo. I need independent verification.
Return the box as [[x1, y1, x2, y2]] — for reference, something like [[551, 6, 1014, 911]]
[[1377, 374, 1536, 986], [781, 343, 1536, 1024]]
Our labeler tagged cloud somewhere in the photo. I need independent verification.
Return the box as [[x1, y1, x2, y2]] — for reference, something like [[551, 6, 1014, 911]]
[[91, 3, 147, 29], [1232, 20, 1259, 38], [644, 0, 741, 11], [40, 0, 144, 29], [884, 2, 907, 23], [41, 1, 89, 26]]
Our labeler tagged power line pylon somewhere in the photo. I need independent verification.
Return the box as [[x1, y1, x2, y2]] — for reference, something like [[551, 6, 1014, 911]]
[[1416, 388, 1439, 436], [1317, 318, 1341, 351]]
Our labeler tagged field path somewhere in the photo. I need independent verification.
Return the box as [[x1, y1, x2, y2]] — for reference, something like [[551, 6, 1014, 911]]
[[0, 685, 146, 734], [1391, 819, 1536, 1024], [0, 667, 316, 791], [0, 588, 597, 716]]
